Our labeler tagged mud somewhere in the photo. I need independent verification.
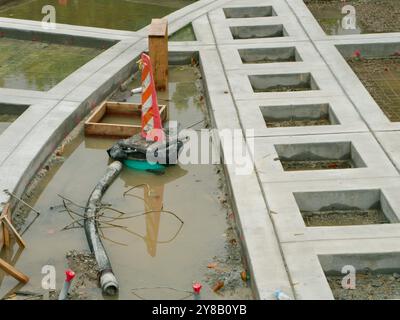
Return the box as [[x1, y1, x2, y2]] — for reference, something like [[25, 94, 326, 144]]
[[327, 269, 400, 300], [347, 57, 400, 122], [64, 250, 102, 300], [281, 159, 354, 171], [305, 0, 400, 35], [302, 209, 389, 227], [0, 38, 103, 91], [266, 117, 330, 128]]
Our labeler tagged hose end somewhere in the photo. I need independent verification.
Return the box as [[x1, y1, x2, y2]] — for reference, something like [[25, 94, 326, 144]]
[[100, 271, 119, 296]]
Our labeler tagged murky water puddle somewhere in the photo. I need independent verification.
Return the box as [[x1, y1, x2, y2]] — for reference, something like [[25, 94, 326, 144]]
[[0, 0, 196, 31], [169, 24, 196, 41], [347, 57, 400, 122], [0, 113, 19, 134], [0, 66, 252, 300], [0, 37, 104, 90], [304, 0, 400, 35]]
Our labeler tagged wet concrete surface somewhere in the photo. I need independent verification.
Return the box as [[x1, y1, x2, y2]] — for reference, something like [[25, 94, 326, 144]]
[[0, 37, 104, 90], [0, 0, 196, 31], [0, 66, 252, 300], [347, 57, 400, 122], [305, 0, 400, 35]]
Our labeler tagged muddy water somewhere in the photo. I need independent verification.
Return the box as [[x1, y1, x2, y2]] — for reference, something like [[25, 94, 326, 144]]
[[0, 0, 196, 31], [0, 113, 19, 134], [169, 24, 196, 41], [0, 38, 104, 91], [0, 66, 252, 300], [305, 0, 400, 35]]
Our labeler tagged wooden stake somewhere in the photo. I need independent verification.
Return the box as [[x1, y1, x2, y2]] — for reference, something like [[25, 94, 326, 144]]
[[0, 258, 29, 284], [2, 217, 26, 249], [1, 204, 10, 248], [149, 19, 168, 91]]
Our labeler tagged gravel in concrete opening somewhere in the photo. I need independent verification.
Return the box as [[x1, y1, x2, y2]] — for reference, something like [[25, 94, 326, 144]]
[[305, 0, 400, 35], [302, 208, 389, 226], [347, 57, 400, 122], [281, 159, 354, 171], [266, 117, 330, 128], [327, 269, 400, 300]]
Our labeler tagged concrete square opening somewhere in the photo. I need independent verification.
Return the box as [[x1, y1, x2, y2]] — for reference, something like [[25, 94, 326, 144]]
[[238, 47, 301, 64], [0, 103, 29, 134], [230, 25, 286, 39], [274, 141, 366, 171], [249, 73, 318, 93], [223, 6, 276, 19], [261, 103, 339, 128], [319, 253, 400, 299], [293, 189, 397, 227]]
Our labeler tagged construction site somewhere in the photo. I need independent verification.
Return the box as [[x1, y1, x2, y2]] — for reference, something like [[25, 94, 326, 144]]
[[0, 0, 399, 302]]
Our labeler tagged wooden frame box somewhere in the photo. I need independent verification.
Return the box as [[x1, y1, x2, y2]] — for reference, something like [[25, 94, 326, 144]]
[[85, 101, 168, 138]]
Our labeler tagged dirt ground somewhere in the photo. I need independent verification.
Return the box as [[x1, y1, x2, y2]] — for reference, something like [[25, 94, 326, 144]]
[[302, 209, 389, 226], [266, 118, 330, 128], [305, 0, 400, 34], [347, 57, 400, 122], [203, 166, 253, 299], [327, 269, 400, 300], [281, 159, 353, 171], [254, 84, 311, 93]]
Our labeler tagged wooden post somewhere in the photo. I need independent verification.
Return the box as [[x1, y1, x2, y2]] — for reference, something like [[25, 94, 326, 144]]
[[0, 204, 29, 284], [149, 18, 168, 91], [1, 204, 10, 248], [0, 258, 29, 284]]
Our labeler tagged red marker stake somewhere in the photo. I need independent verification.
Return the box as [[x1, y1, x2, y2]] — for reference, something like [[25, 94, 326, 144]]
[[192, 282, 202, 300], [58, 270, 75, 300]]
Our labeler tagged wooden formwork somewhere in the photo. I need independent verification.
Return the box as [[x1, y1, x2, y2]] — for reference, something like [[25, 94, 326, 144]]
[[84, 101, 168, 138]]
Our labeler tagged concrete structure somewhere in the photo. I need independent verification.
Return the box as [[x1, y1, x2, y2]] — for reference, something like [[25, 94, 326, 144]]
[[1, 0, 400, 299]]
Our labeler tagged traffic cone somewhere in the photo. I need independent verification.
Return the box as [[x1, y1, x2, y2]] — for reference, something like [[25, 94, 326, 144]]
[[139, 53, 164, 142]]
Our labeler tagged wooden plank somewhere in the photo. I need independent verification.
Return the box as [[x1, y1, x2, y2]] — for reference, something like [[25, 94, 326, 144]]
[[86, 101, 107, 124], [2, 217, 26, 248], [85, 123, 141, 138], [149, 19, 168, 91], [0, 258, 29, 283], [1, 204, 10, 248]]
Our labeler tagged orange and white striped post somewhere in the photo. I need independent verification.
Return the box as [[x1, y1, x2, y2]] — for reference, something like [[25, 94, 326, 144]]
[[139, 53, 165, 142]]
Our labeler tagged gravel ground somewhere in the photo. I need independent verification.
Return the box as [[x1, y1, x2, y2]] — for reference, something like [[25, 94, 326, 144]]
[[305, 0, 400, 34], [302, 209, 389, 226], [328, 269, 400, 300], [280, 159, 353, 171], [347, 57, 400, 122], [266, 118, 330, 128]]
